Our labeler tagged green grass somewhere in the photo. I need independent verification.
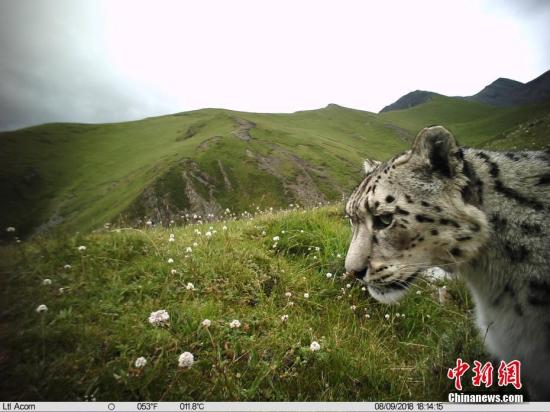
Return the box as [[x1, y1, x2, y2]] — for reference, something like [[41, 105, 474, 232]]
[[1, 205, 495, 401]]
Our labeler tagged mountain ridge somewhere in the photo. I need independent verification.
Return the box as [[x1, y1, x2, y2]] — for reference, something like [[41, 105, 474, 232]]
[[380, 69, 550, 113]]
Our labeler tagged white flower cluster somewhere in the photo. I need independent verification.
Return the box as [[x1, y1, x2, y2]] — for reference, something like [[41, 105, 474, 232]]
[[148, 309, 170, 326], [310, 341, 321, 352], [135, 357, 147, 368], [36, 304, 48, 313], [229, 319, 241, 328], [178, 352, 194, 368]]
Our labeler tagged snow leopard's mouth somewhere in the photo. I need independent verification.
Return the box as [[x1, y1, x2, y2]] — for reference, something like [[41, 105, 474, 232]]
[[367, 270, 420, 304]]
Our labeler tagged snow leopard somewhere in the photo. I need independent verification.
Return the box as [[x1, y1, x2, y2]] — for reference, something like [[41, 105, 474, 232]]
[[344, 125, 550, 400]]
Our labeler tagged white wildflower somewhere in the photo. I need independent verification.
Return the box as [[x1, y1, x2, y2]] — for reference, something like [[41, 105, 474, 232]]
[[186, 247, 193, 253], [346, 283, 352, 289], [288, 301, 295, 306], [148, 309, 170, 326], [186, 282, 195, 290], [351, 305, 357, 311], [416, 290, 422, 295], [205, 231, 212, 238], [77, 245, 86, 252], [193, 242, 198, 247], [135, 357, 147, 368], [36, 304, 48, 313], [170, 269, 178, 275], [285, 292, 292, 298], [6, 227, 16, 232], [167, 258, 174, 264], [273, 236, 280, 241], [315, 246, 320, 252], [178, 351, 194, 368], [326, 272, 333, 278], [310, 341, 321, 352], [384, 314, 390, 320], [222, 226, 228, 231], [365, 314, 371, 319], [303, 293, 309, 299], [281, 314, 289, 322], [336, 253, 342, 258], [313, 256, 317, 260], [229, 319, 241, 328], [42, 278, 52, 286], [146, 220, 152, 226], [361, 287, 366, 291], [401, 314, 406, 318], [63, 264, 72, 269], [201, 319, 211, 327], [261, 231, 266, 236], [272, 243, 278, 248]]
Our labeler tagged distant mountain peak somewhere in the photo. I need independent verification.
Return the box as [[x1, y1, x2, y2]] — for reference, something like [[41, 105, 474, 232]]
[[380, 69, 550, 113], [379, 90, 437, 113]]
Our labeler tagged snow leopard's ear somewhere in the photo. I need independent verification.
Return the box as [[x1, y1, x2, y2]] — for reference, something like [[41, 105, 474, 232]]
[[363, 159, 381, 175], [411, 125, 461, 178]]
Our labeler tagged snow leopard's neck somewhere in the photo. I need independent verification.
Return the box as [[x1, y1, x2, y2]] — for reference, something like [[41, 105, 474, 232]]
[[459, 147, 550, 400], [461, 147, 550, 282]]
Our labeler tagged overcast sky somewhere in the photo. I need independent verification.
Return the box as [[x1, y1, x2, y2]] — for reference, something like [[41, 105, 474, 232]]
[[1, 0, 549, 131]]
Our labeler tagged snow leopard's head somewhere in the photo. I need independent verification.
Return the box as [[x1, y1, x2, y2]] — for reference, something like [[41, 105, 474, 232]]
[[345, 126, 489, 304]]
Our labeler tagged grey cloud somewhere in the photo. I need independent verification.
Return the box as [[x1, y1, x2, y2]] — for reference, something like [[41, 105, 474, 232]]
[[0, 0, 177, 131]]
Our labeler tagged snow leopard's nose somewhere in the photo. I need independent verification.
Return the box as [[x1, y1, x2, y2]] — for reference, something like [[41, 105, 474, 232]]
[[350, 268, 368, 280]]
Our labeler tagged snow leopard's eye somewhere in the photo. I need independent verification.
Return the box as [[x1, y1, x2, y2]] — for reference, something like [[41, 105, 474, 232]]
[[373, 213, 393, 230]]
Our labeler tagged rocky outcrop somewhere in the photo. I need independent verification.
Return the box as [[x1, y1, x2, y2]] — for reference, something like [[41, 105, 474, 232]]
[[232, 117, 255, 141]]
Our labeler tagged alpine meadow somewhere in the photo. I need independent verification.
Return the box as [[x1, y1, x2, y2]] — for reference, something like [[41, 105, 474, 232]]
[[1, 70, 550, 401]]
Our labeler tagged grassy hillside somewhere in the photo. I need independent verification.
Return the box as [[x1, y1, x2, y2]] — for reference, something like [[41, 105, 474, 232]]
[[379, 95, 550, 147], [1, 205, 508, 401], [0, 105, 409, 238], [2, 98, 550, 239]]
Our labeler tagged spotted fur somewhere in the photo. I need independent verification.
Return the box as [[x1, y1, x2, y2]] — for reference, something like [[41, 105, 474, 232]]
[[345, 126, 550, 400]]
